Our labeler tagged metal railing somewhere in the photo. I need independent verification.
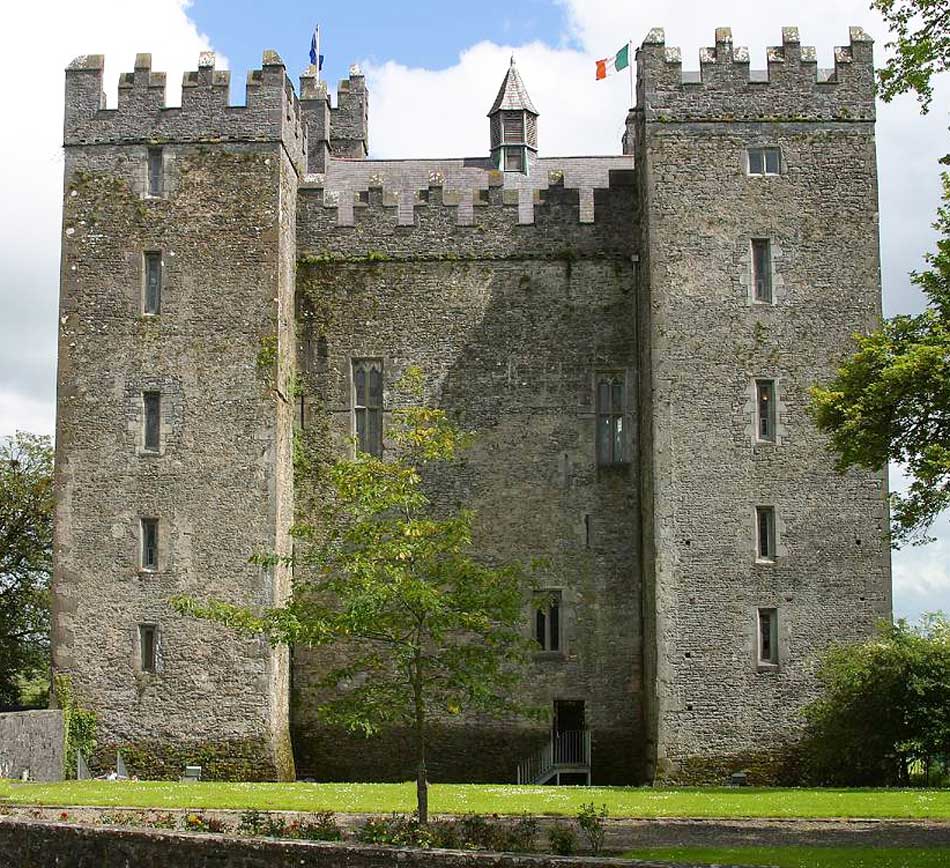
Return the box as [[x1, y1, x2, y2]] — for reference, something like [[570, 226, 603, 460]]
[[516, 730, 591, 785]]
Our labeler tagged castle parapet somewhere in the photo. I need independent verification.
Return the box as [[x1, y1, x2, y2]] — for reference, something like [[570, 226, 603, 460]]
[[637, 26, 874, 122], [64, 51, 306, 172]]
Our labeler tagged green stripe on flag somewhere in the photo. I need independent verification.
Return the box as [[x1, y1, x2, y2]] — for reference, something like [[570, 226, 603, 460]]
[[615, 44, 630, 71]]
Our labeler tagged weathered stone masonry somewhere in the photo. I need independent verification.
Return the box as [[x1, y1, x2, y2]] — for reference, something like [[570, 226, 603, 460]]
[[53, 27, 890, 784]]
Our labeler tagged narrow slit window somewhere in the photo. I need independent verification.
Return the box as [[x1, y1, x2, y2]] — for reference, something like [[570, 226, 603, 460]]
[[141, 517, 158, 571], [748, 147, 781, 176], [752, 239, 772, 302], [756, 506, 776, 562], [144, 252, 162, 315], [596, 372, 625, 465], [755, 380, 776, 442], [758, 608, 778, 665], [534, 591, 562, 652], [139, 624, 157, 672], [147, 147, 163, 196], [353, 359, 383, 457], [143, 391, 160, 451]]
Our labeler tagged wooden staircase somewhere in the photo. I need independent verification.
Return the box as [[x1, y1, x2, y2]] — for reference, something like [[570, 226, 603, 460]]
[[516, 729, 591, 785]]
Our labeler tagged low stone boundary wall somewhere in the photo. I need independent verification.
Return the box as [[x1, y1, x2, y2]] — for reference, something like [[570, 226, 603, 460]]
[[0, 710, 64, 781], [0, 818, 730, 868]]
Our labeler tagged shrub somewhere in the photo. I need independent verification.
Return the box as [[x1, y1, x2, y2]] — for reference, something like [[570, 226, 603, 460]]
[[803, 615, 950, 786], [355, 814, 432, 848], [183, 813, 227, 834], [429, 819, 461, 850], [548, 822, 577, 856], [293, 811, 343, 841], [458, 813, 500, 850], [577, 802, 608, 854], [238, 809, 286, 838], [502, 814, 539, 853]]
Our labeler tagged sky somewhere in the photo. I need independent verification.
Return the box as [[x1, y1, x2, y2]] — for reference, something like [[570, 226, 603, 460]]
[[1, 0, 947, 619]]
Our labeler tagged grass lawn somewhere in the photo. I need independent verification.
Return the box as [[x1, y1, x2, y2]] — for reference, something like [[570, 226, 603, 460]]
[[623, 847, 950, 868], [2, 780, 950, 818]]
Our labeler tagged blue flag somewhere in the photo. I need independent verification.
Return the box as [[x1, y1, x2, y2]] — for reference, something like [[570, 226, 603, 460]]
[[309, 27, 324, 70]]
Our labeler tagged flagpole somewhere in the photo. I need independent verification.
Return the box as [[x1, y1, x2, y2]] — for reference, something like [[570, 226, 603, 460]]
[[628, 40, 634, 109], [316, 24, 321, 78]]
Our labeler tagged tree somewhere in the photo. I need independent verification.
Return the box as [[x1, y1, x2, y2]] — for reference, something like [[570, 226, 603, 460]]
[[0, 432, 53, 708], [873, 0, 950, 111], [810, 173, 950, 546], [173, 368, 534, 821], [803, 614, 950, 785]]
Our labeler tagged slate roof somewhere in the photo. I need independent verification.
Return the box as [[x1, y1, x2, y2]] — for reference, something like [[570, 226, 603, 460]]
[[488, 57, 539, 115]]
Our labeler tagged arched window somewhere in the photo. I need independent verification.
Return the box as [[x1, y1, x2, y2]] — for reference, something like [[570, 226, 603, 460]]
[[352, 359, 383, 456]]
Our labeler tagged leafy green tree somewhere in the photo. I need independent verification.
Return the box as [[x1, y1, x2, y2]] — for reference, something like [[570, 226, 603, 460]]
[[810, 174, 950, 545], [873, 0, 950, 111], [803, 614, 950, 785], [174, 368, 534, 822], [0, 432, 53, 707]]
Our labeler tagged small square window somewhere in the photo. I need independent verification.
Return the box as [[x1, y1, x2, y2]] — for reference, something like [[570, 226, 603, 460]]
[[748, 147, 781, 176], [141, 517, 158, 571], [534, 590, 561, 652], [757, 608, 778, 666], [755, 380, 776, 443], [756, 506, 776, 562], [147, 147, 163, 197], [352, 359, 383, 457], [139, 624, 157, 672], [596, 372, 625, 465], [751, 238, 773, 303], [504, 148, 524, 173], [143, 392, 161, 452], [144, 252, 162, 315]]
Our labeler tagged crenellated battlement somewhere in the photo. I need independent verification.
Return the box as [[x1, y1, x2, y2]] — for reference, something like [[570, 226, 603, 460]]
[[64, 51, 306, 172], [637, 26, 875, 122], [297, 163, 637, 258]]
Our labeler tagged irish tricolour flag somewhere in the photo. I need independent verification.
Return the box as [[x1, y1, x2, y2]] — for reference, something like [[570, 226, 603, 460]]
[[595, 43, 630, 80]]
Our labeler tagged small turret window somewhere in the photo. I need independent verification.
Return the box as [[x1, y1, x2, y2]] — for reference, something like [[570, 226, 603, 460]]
[[505, 149, 525, 173], [144, 252, 162, 315]]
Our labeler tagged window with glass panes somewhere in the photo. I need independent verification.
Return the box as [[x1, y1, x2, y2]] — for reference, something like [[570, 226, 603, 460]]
[[752, 238, 772, 302], [755, 380, 776, 442], [144, 252, 162, 315], [143, 391, 160, 451], [596, 373, 625, 465], [748, 147, 781, 175], [141, 517, 158, 571], [147, 147, 163, 196], [353, 359, 383, 456], [534, 591, 561, 652], [756, 506, 776, 561], [758, 608, 778, 665]]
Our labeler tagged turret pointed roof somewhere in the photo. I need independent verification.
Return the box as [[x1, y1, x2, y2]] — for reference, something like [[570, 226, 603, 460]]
[[488, 56, 538, 115]]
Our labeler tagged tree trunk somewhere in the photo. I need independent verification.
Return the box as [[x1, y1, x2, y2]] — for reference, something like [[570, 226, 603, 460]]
[[413, 649, 428, 824]]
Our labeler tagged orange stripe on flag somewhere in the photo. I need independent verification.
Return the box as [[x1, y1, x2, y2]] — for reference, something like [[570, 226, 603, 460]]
[[595, 59, 607, 80]]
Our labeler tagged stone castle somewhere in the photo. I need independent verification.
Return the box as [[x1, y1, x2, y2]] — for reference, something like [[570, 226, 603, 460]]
[[52, 26, 892, 785]]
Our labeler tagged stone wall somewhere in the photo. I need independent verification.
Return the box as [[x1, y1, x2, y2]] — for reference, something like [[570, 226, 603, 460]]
[[636, 27, 891, 782], [291, 173, 644, 784], [53, 51, 304, 780], [0, 711, 64, 781], [0, 819, 706, 868]]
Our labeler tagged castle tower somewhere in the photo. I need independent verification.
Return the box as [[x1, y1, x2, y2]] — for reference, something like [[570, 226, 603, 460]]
[[488, 57, 538, 173], [634, 27, 891, 781], [52, 51, 303, 779]]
